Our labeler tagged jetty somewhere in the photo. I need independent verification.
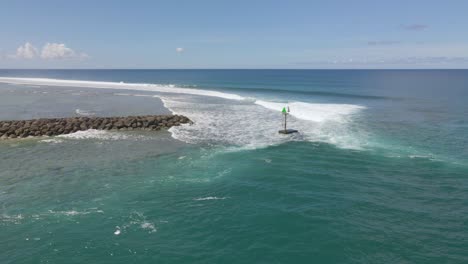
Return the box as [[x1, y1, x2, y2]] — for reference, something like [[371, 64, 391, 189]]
[[0, 115, 191, 139]]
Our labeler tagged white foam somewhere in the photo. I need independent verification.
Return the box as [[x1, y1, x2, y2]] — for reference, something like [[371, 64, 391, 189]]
[[123, 212, 158, 234], [61, 210, 82, 216], [0, 77, 244, 100], [409, 154, 435, 160], [39, 138, 64, 144], [0, 77, 367, 149], [164, 96, 366, 149], [47, 208, 104, 216], [255, 100, 365, 122], [58, 129, 131, 140], [140, 222, 157, 233], [1, 214, 24, 224], [194, 196, 228, 201]]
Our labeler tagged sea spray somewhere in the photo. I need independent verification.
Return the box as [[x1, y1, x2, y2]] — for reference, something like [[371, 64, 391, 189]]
[[0, 77, 366, 149]]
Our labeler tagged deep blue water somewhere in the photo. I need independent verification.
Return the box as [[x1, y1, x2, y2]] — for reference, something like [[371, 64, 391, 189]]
[[0, 70, 467, 263]]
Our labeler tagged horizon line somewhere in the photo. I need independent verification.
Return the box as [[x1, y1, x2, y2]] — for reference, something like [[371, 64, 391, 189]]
[[1, 68, 468, 71]]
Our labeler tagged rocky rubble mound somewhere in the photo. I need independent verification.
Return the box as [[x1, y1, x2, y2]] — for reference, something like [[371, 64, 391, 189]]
[[0, 115, 191, 139]]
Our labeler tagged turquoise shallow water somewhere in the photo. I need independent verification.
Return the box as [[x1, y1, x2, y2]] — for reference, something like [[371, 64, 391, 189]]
[[0, 70, 467, 263]]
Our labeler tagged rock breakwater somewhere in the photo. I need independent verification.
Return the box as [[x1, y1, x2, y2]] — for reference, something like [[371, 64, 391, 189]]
[[0, 115, 191, 139]]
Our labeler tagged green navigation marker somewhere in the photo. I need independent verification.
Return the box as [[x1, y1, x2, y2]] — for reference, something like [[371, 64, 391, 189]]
[[279, 105, 298, 134]]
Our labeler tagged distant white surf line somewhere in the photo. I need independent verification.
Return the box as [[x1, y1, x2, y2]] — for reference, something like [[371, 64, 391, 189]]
[[0, 77, 366, 123], [0, 77, 244, 100]]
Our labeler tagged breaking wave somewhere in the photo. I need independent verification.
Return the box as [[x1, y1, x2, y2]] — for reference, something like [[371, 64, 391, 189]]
[[0, 77, 367, 149], [164, 95, 366, 149], [57, 129, 149, 141], [0, 77, 243, 100], [255, 100, 365, 122]]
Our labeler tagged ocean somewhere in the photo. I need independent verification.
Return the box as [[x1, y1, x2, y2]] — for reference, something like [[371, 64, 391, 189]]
[[0, 70, 467, 263]]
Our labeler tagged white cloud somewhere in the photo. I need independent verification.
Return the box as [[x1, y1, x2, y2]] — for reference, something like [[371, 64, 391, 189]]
[[40, 43, 88, 59], [8, 42, 89, 60], [13, 42, 39, 59], [176, 47, 184, 53]]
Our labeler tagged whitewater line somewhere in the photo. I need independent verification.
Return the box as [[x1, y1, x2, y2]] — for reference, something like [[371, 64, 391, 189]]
[[0, 77, 366, 123], [0, 77, 244, 100]]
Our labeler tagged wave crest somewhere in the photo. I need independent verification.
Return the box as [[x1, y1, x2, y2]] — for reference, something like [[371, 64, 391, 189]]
[[0, 77, 366, 149]]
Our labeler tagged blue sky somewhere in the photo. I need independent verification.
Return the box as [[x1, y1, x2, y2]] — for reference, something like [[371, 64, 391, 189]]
[[1, 0, 468, 69]]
